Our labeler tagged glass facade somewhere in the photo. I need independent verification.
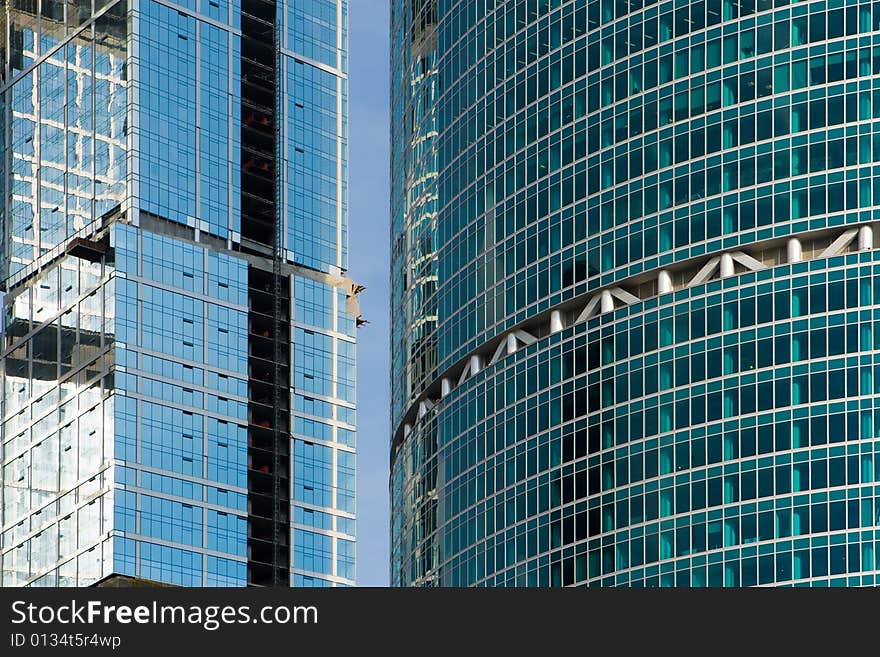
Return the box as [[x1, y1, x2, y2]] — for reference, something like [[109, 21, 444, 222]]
[[391, 0, 880, 587], [1, 0, 357, 588], [390, 0, 440, 426]]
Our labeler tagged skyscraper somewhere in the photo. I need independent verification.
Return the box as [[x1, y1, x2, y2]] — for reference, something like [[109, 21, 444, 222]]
[[1, 0, 359, 587], [391, 0, 880, 587], [390, 0, 439, 584]]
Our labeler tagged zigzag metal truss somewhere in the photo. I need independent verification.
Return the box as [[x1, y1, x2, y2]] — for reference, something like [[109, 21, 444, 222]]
[[394, 221, 879, 457]]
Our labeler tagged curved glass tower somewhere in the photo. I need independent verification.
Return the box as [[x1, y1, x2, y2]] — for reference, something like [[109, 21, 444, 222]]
[[391, 0, 880, 586]]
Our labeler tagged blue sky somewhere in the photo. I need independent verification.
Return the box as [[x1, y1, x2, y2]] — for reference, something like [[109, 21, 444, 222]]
[[349, 0, 391, 586]]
